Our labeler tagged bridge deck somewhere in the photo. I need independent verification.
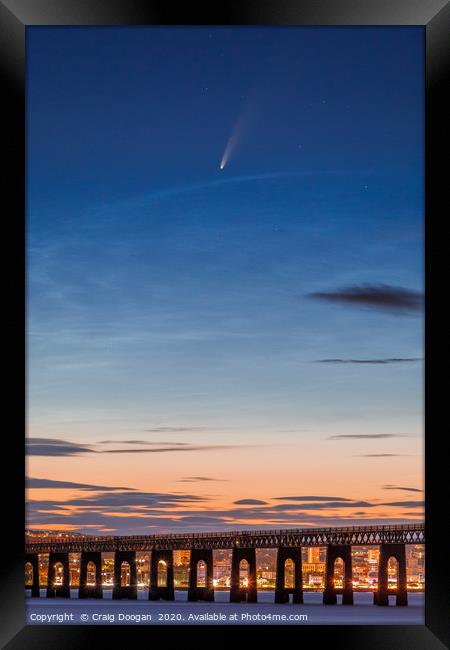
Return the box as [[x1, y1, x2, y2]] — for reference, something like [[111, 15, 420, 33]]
[[26, 523, 424, 553]]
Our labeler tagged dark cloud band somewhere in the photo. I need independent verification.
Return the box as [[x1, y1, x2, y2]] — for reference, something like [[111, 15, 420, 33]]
[[26, 437, 257, 457], [308, 284, 423, 314], [25, 438, 94, 456], [26, 477, 134, 491]]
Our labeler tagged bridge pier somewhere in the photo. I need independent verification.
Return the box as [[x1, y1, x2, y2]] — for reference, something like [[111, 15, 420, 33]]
[[188, 549, 214, 601], [112, 551, 137, 599], [374, 543, 407, 606], [79, 551, 103, 599], [230, 547, 257, 603], [46, 552, 70, 598], [149, 550, 175, 600], [275, 547, 303, 603], [323, 544, 353, 605], [25, 553, 40, 597]]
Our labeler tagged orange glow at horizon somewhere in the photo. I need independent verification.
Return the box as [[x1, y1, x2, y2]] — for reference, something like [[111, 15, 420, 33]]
[[26, 432, 424, 535]]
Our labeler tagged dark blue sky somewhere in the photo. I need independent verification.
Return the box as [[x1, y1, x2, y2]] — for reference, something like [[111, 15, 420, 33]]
[[26, 27, 424, 532], [28, 27, 423, 207]]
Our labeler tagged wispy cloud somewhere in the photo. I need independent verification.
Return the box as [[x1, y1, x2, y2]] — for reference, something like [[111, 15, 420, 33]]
[[270, 501, 374, 511], [98, 440, 189, 446], [26, 486, 424, 535], [273, 495, 354, 502], [357, 453, 406, 457], [307, 284, 423, 314], [102, 444, 257, 454], [45, 491, 209, 508], [144, 427, 213, 434], [177, 476, 229, 483], [26, 479, 424, 536], [316, 358, 422, 364], [130, 172, 306, 203], [233, 499, 268, 505]]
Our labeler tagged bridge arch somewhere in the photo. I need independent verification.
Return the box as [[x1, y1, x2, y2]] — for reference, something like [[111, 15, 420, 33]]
[[149, 550, 175, 601], [332, 556, 345, 589], [79, 551, 103, 599], [387, 555, 399, 591], [187, 549, 214, 602], [230, 548, 257, 603], [323, 545, 353, 605], [275, 547, 303, 604], [25, 561, 34, 586], [52, 561, 65, 586], [375, 543, 408, 606], [196, 560, 206, 587], [284, 558, 294, 589], [25, 554, 40, 597], [86, 561, 96, 586], [46, 552, 70, 598], [137, 552, 150, 587], [112, 551, 138, 600], [120, 561, 131, 587], [157, 559, 168, 587], [239, 559, 249, 588]]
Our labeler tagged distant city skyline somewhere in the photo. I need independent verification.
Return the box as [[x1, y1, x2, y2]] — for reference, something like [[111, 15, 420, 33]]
[[27, 26, 424, 535]]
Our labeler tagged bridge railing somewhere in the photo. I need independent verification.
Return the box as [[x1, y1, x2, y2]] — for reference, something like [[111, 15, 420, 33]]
[[25, 522, 424, 547]]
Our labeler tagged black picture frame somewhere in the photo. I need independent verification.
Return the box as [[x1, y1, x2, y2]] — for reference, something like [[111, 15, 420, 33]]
[[1, 1, 448, 648]]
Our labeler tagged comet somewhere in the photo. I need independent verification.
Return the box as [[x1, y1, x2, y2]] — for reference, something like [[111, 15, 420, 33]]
[[219, 128, 238, 170], [219, 106, 247, 171], [219, 77, 269, 170]]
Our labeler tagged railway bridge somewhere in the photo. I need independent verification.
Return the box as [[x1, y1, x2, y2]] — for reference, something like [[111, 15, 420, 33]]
[[25, 523, 424, 606]]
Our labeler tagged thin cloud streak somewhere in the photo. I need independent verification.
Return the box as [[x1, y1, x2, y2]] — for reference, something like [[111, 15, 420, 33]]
[[98, 440, 189, 446], [26, 477, 135, 491], [327, 434, 409, 440], [316, 358, 422, 364], [273, 495, 354, 502], [177, 477, 230, 483], [382, 485, 423, 493], [381, 501, 424, 508], [141, 172, 308, 201], [102, 444, 260, 454], [357, 454, 407, 457], [144, 427, 213, 434]]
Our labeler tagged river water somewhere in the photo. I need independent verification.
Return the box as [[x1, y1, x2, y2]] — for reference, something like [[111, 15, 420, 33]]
[[26, 590, 424, 625]]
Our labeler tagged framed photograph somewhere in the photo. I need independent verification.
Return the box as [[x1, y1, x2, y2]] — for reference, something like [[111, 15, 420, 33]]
[[1, 1, 448, 648]]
